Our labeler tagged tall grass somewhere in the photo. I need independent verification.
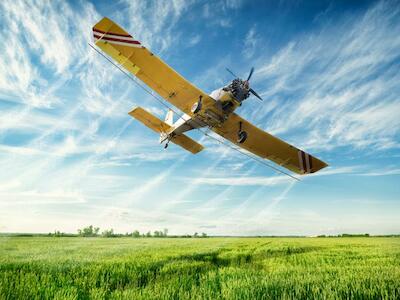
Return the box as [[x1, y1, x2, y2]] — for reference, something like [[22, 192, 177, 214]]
[[0, 237, 399, 299]]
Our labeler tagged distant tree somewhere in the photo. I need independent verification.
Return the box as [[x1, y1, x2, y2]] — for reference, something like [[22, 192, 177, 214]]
[[146, 231, 152, 237], [132, 230, 140, 238], [163, 228, 168, 237], [101, 229, 115, 237], [77, 225, 100, 237], [339, 233, 370, 237], [194, 232, 198, 238], [201, 232, 207, 238]]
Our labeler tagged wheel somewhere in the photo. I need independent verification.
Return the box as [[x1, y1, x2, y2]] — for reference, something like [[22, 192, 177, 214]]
[[237, 131, 247, 143], [191, 101, 202, 113]]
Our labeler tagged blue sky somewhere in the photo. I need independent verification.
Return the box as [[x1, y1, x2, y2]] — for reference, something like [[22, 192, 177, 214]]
[[0, 0, 399, 235]]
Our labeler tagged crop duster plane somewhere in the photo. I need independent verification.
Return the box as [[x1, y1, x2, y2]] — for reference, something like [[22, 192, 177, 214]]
[[92, 17, 328, 175]]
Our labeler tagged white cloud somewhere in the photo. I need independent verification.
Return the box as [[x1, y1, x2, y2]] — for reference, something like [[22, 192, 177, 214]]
[[0, 189, 85, 205], [189, 175, 291, 186], [188, 35, 201, 47], [356, 168, 400, 176], [0, 1, 398, 235], [0, 0, 99, 108], [251, 1, 400, 153], [201, 0, 243, 28], [120, 0, 188, 53], [224, 0, 243, 10], [186, 165, 360, 187], [242, 26, 259, 58]]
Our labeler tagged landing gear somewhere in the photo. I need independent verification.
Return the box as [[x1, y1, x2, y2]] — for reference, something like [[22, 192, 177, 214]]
[[191, 95, 203, 114], [164, 139, 170, 149], [237, 131, 247, 143], [237, 121, 247, 144]]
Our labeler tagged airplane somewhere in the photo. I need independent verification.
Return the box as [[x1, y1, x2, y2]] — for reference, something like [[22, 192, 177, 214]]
[[92, 17, 328, 176]]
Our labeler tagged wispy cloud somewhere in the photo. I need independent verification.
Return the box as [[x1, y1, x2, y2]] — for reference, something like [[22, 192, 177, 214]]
[[251, 1, 400, 153], [121, 0, 189, 53], [242, 25, 259, 59], [188, 34, 201, 47], [0, 0, 99, 107], [0, 190, 86, 205], [188, 175, 291, 186], [0, 1, 398, 235], [356, 168, 400, 177]]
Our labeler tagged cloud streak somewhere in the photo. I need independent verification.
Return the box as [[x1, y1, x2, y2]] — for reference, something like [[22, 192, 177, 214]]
[[251, 1, 400, 153], [0, 1, 399, 235]]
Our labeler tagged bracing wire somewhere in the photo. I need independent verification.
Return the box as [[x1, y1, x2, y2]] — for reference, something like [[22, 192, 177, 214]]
[[88, 43, 300, 181]]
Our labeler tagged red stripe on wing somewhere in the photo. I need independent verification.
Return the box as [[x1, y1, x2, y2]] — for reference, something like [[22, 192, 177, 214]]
[[93, 28, 132, 38], [93, 33, 141, 45]]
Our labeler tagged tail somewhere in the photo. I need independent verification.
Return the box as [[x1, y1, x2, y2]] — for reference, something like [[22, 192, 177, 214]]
[[160, 110, 174, 143], [129, 107, 204, 154]]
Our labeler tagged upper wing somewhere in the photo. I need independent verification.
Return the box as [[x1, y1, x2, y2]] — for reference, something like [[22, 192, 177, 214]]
[[92, 17, 216, 115], [212, 113, 328, 175]]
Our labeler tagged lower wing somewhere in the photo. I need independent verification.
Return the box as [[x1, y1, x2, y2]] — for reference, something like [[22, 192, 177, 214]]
[[212, 113, 328, 175]]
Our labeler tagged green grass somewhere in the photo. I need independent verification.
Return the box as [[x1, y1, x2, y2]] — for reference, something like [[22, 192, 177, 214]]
[[0, 237, 399, 299]]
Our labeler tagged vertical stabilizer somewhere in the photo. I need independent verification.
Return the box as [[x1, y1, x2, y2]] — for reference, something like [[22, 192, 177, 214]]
[[165, 109, 174, 125], [160, 109, 173, 143]]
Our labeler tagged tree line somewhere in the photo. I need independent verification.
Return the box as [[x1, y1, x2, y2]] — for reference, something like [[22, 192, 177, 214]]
[[317, 233, 370, 237], [49, 225, 208, 238]]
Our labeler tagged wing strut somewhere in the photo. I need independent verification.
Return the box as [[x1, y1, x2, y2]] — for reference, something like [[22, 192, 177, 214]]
[[89, 43, 300, 181]]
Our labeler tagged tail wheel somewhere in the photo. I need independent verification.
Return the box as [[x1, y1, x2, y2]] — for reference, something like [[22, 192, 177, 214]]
[[237, 131, 247, 143]]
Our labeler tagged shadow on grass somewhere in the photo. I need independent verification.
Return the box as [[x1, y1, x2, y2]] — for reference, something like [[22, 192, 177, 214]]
[[0, 244, 323, 298]]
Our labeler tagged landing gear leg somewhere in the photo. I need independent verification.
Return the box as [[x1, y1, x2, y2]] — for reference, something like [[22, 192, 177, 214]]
[[237, 121, 247, 144], [191, 95, 203, 114]]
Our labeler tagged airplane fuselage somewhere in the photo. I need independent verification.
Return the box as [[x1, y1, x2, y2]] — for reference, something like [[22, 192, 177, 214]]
[[161, 83, 245, 144]]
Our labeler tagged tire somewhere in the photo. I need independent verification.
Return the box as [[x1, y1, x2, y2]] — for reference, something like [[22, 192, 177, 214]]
[[191, 101, 202, 114], [237, 131, 247, 143]]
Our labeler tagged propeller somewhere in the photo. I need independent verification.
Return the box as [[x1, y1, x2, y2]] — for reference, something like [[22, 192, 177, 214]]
[[225, 67, 239, 78], [225, 67, 263, 101], [247, 67, 254, 81], [249, 88, 262, 101]]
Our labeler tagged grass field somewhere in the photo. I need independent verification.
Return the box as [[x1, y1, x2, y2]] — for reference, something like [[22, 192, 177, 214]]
[[0, 237, 399, 299]]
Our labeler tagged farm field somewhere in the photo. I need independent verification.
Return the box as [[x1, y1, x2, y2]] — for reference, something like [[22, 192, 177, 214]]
[[0, 237, 399, 299]]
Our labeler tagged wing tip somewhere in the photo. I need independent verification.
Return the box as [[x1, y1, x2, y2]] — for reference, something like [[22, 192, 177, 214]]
[[193, 145, 205, 154]]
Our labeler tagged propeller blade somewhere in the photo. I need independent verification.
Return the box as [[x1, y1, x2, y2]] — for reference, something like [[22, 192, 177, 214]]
[[249, 88, 263, 101], [247, 67, 254, 81], [226, 67, 239, 78]]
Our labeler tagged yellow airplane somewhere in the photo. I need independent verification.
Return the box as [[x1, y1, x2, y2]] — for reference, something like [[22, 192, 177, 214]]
[[92, 17, 328, 175]]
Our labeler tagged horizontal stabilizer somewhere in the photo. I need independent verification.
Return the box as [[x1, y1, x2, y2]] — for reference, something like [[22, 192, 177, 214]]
[[170, 134, 204, 155], [128, 107, 204, 154]]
